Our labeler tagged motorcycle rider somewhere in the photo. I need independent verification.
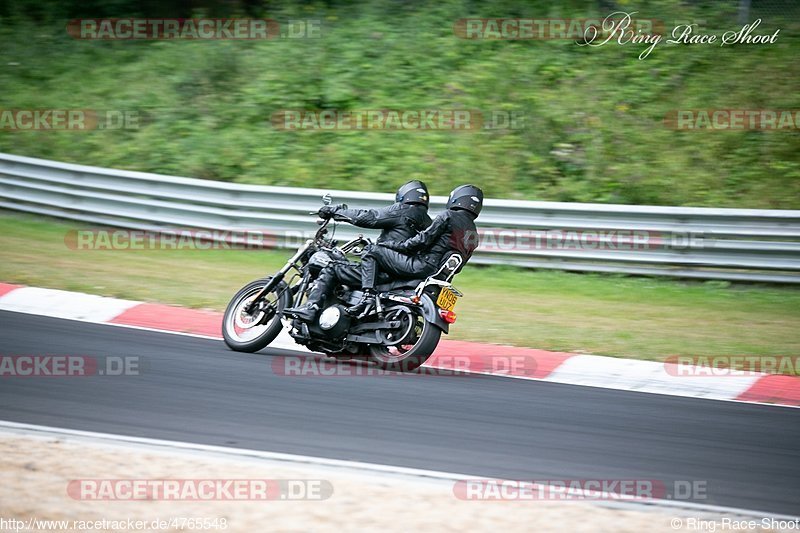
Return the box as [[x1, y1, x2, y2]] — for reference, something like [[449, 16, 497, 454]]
[[350, 184, 483, 316], [284, 180, 431, 321]]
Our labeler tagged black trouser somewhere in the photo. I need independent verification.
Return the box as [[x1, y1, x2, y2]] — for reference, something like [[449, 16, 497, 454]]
[[306, 261, 361, 307], [359, 246, 438, 289], [307, 247, 437, 308]]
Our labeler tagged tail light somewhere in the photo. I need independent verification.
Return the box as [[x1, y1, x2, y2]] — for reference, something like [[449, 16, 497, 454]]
[[439, 309, 457, 323]]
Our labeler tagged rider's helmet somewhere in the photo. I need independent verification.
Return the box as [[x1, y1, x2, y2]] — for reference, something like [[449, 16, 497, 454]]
[[396, 180, 429, 207], [446, 184, 483, 217]]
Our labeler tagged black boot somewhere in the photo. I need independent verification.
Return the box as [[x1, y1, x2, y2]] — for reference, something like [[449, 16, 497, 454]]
[[284, 303, 320, 322], [346, 289, 376, 317], [285, 265, 337, 322]]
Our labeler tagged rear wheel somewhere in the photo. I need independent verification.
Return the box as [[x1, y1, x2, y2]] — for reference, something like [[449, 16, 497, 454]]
[[368, 297, 442, 372], [223, 278, 289, 353]]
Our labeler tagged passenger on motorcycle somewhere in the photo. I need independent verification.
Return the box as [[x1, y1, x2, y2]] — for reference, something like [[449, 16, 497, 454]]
[[284, 180, 431, 321], [356, 184, 483, 316]]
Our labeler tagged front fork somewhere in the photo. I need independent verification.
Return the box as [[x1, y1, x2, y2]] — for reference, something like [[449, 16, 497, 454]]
[[244, 240, 313, 314]]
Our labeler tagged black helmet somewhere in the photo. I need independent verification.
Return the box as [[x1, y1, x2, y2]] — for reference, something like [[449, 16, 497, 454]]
[[396, 180, 429, 207], [446, 184, 483, 216]]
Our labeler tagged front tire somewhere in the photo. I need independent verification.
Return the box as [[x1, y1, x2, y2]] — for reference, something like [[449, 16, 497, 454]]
[[223, 278, 290, 353]]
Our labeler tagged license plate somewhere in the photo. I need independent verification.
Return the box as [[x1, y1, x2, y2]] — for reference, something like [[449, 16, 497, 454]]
[[436, 287, 458, 311]]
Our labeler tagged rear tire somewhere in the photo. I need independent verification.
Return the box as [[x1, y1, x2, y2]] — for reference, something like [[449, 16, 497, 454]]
[[223, 278, 290, 353], [368, 296, 442, 372]]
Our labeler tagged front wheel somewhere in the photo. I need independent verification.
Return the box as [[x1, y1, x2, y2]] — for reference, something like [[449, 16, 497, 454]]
[[223, 277, 290, 353], [368, 299, 442, 372]]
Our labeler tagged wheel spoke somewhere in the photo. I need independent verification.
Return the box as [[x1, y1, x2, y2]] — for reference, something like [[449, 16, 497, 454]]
[[225, 287, 280, 343]]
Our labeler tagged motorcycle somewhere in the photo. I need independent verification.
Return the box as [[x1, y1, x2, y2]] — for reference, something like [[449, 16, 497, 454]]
[[222, 194, 464, 371]]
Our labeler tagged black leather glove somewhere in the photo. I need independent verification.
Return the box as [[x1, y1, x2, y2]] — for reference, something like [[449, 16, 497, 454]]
[[318, 204, 344, 219]]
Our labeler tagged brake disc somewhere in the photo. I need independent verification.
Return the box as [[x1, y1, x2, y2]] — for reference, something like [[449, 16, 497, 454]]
[[234, 296, 267, 329]]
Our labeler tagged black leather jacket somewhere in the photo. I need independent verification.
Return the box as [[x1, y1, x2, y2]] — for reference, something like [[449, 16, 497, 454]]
[[333, 203, 431, 243], [383, 209, 479, 268]]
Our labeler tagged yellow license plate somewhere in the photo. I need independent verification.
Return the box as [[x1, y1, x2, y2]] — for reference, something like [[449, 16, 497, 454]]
[[436, 287, 458, 311]]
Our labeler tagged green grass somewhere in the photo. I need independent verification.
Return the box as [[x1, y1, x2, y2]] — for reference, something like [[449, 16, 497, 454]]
[[0, 1, 798, 207], [1, 211, 798, 368]]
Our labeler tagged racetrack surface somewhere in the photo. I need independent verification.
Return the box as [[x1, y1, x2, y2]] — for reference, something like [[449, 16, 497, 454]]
[[1, 311, 798, 515]]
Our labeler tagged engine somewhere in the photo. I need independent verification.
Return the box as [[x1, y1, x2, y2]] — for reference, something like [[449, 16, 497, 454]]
[[316, 304, 352, 339]]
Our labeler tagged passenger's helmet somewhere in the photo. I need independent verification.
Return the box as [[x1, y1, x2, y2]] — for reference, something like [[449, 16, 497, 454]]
[[396, 180, 429, 207], [446, 184, 483, 217]]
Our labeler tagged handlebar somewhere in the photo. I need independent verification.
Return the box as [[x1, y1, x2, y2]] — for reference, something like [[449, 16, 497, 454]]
[[310, 201, 347, 242], [314, 216, 330, 241], [308, 202, 348, 217]]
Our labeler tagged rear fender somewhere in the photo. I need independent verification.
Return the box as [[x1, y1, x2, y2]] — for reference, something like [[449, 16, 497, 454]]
[[420, 293, 450, 334]]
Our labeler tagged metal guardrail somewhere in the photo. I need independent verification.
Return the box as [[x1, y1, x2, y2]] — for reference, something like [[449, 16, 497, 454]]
[[1, 152, 799, 283]]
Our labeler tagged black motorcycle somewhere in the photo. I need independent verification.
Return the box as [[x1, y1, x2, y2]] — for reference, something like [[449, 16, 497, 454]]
[[222, 195, 464, 371]]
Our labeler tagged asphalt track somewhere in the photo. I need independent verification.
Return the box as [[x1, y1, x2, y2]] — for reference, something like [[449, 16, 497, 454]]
[[1, 310, 798, 515]]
